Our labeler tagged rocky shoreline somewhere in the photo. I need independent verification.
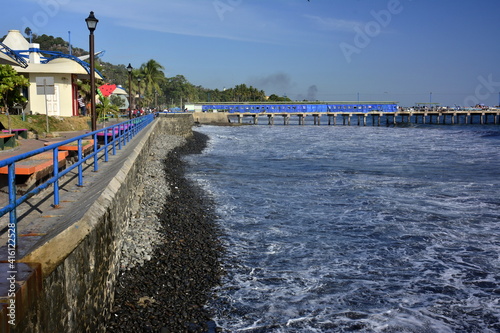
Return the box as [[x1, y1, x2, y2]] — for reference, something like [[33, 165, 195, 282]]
[[106, 131, 224, 333]]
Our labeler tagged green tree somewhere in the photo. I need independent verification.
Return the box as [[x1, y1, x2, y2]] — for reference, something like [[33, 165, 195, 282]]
[[100, 62, 128, 88], [130, 68, 145, 109], [0, 65, 29, 112], [96, 95, 119, 121], [76, 79, 91, 103], [268, 94, 292, 102], [163, 75, 197, 107], [0, 65, 29, 131], [140, 59, 166, 108], [110, 94, 126, 109]]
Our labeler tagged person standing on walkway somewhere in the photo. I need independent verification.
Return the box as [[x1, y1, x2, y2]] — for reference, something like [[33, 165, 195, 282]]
[[78, 95, 87, 116]]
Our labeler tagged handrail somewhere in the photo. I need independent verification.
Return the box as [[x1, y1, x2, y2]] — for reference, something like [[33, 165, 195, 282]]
[[0, 114, 155, 247]]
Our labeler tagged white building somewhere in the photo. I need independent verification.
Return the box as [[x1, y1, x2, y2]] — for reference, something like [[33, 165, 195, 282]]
[[1, 30, 102, 117]]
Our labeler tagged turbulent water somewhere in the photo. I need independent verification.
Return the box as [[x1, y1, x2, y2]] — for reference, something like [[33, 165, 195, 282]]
[[183, 122, 500, 333]]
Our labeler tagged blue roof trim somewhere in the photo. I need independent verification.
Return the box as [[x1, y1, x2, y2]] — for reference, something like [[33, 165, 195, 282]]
[[0, 42, 29, 68], [0, 47, 104, 77], [41, 51, 104, 78]]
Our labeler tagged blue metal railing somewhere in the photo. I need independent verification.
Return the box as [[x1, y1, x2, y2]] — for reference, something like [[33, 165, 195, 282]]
[[0, 114, 155, 247]]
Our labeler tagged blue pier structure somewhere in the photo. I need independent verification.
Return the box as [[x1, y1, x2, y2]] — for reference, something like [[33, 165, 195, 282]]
[[197, 101, 399, 125], [200, 101, 399, 114], [194, 102, 500, 126]]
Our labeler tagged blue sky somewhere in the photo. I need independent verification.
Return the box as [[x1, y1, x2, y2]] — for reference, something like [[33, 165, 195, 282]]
[[3, 0, 500, 106]]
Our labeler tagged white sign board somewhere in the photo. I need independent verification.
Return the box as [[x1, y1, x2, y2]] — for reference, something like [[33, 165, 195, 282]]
[[36, 77, 55, 95]]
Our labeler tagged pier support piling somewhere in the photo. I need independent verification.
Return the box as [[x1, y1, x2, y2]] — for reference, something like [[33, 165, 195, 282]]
[[283, 115, 290, 125], [268, 115, 274, 125], [298, 115, 305, 125]]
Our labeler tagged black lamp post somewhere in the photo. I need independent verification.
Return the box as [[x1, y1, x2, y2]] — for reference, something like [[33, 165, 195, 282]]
[[85, 11, 98, 131], [127, 63, 133, 119], [137, 77, 141, 113]]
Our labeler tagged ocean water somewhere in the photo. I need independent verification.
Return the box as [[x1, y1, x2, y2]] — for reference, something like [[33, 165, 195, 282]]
[[183, 122, 500, 333]]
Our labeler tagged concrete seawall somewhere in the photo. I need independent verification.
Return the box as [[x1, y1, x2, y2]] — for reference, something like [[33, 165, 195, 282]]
[[3, 114, 194, 332], [192, 112, 229, 124]]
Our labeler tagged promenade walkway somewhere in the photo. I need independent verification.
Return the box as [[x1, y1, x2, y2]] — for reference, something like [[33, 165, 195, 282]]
[[0, 118, 149, 328], [0, 118, 141, 259]]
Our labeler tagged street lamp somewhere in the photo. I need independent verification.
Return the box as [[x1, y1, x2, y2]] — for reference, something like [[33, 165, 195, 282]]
[[137, 77, 141, 113], [85, 11, 98, 131], [127, 63, 133, 119]]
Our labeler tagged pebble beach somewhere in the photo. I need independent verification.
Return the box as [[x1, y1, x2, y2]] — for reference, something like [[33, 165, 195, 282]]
[[106, 131, 224, 333]]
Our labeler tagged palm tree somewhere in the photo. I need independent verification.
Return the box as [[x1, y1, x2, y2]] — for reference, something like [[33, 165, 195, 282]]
[[96, 95, 119, 122], [77, 79, 91, 103], [140, 59, 166, 108]]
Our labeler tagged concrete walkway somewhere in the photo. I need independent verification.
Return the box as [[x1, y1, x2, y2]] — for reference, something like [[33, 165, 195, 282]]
[[0, 119, 141, 258], [0, 120, 148, 327], [0, 118, 152, 330]]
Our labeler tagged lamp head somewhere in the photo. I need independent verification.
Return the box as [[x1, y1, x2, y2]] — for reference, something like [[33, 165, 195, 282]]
[[86, 11, 99, 32]]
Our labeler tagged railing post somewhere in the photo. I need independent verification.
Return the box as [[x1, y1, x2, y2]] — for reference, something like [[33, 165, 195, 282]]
[[117, 124, 122, 151], [113, 127, 119, 155], [77, 138, 84, 187], [53, 148, 60, 207], [8, 163, 17, 247], [104, 129, 109, 162], [129, 119, 133, 143], [122, 124, 127, 146], [93, 132, 99, 172]]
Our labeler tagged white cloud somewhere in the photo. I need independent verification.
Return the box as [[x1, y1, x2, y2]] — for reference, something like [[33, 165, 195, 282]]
[[303, 14, 361, 32], [59, 0, 319, 45]]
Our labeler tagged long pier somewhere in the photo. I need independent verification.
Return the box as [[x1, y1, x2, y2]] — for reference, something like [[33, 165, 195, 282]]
[[228, 110, 500, 126]]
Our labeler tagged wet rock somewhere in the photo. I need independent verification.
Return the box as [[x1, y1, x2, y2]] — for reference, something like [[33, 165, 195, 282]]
[[107, 132, 224, 333]]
